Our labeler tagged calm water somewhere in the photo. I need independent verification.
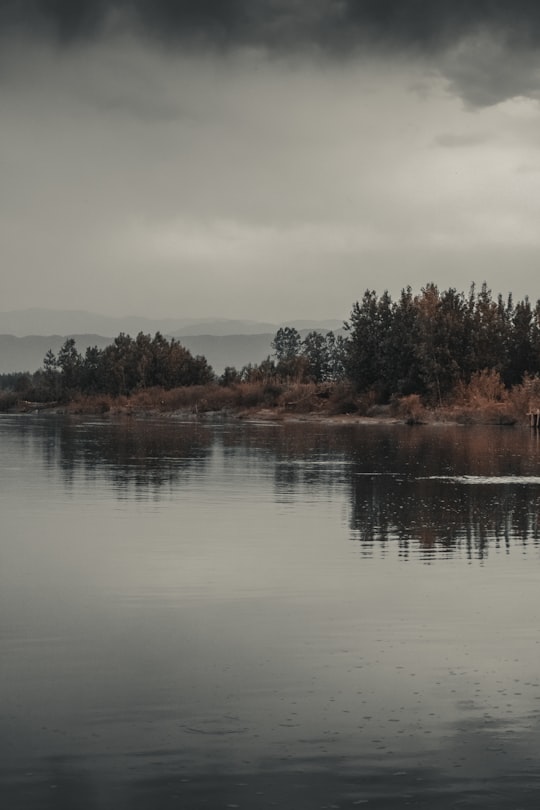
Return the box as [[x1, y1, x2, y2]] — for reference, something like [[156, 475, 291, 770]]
[[1, 414, 540, 809]]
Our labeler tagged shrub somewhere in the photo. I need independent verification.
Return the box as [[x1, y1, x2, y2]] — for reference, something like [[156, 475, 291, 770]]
[[464, 369, 507, 405], [395, 394, 426, 424], [262, 383, 283, 406], [278, 383, 321, 412], [0, 392, 18, 412], [327, 383, 359, 414], [69, 395, 114, 414]]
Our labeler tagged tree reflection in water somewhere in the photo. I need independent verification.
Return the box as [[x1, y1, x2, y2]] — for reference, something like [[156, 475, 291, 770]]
[[345, 426, 540, 559], [23, 415, 540, 556], [15, 414, 213, 496]]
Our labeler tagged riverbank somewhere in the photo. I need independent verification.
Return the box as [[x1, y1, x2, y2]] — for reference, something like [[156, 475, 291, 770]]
[[4, 380, 528, 426]]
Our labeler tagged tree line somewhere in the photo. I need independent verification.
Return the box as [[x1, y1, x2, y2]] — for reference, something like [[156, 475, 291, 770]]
[[247, 282, 540, 403], [221, 327, 348, 386], [3, 282, 540, 406], [0, 332, 213, 402], [42, 332, 214, 399], [343, 283, 540, 403], [0, 327, 349, 402]]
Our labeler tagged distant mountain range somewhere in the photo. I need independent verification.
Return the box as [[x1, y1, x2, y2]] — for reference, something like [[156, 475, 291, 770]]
[[0, 309, 344, 375], [0, 334, 113, 375], [0, 309, 343, 338]]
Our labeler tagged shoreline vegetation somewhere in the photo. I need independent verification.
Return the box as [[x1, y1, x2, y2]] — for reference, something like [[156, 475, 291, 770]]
[[3, 283, 540, 426], [3, 376, 534, 427]]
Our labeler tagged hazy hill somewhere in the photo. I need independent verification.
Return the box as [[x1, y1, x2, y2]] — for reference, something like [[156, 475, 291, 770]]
[[172, 319, 278, 336], [0, 334, 113, 374], [0, 309, 182, 337], [0, 327, 348, 377], [179, 333, 274, 373], [0, 309, 343, 339], [0, 310, 344, 376]]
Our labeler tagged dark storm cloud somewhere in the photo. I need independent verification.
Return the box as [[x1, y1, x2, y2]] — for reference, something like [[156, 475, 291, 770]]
[[0, 0, 107, 41], [339, 0, 540, 50], [0, 1, 245, 44], [4, 1, 540, 51], [6, 1, 540, 105]]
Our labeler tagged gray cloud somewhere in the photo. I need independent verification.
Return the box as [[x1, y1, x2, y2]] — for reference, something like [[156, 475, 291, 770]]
[[2, 36, 539, 321], [433, 132, 491, 148], [3, 6, 540, 322], [4, 2, 540, 106], [440, 32, 540, 106], [5, 1, 540, 49]]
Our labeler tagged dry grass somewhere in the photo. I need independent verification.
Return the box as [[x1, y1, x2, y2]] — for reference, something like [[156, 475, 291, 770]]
[[442, 403, 517, 426], [453, 369, 507, 406], [391, 371, 531, 426], [65, 383, 288, 415], [515, 373, 540, 418], [393, 394, 426, 424], [436, 371, 520, 425], [277, 383, 322, 413], [60, 382, 360, 418], [68, 394, 126, 414], [5, 374, 537, 425]]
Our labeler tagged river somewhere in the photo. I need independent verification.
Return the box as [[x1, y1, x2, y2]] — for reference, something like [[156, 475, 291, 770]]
[[1, 414, 540, 808]]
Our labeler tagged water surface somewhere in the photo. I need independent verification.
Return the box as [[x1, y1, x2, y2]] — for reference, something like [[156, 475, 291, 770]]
[[1, 415, 540, 808]]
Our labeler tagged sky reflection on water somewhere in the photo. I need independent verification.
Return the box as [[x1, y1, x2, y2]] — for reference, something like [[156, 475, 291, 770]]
[[1, 415, 540, 808]]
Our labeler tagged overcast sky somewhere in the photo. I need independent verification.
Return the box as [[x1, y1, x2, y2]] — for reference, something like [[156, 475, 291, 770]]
[[3, 1, 540, 322]]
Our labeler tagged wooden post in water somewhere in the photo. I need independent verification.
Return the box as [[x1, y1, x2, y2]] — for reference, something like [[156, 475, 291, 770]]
[[528, 409, 540, 428]]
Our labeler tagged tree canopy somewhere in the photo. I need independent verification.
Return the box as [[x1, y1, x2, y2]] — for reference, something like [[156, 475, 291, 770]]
[[343, 283, 540, 402], [41, 332, 214, 400]]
